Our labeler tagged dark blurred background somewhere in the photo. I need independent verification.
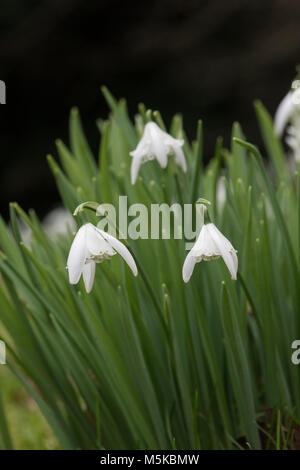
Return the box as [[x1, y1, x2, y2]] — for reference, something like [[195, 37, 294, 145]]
[[0, 0, 299, 219]]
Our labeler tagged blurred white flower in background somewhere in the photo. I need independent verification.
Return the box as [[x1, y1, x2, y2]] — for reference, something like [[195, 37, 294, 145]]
[[15, 207, 76, 246], [67, 223, 138, 293], [216, 178, 227, 213], [274, 81, 300, 162], [182, 223, 238, 283], [285, 117, 300, 163], [42, 207, 76, 239], [130, 121, 187, 184], [274, 91, 295, 137]]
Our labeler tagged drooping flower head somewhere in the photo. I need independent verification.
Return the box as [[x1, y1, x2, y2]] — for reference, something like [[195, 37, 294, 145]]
[[67, 223, 138, 293], [182, 222, 238, 283], [130, 121, 187, 184]]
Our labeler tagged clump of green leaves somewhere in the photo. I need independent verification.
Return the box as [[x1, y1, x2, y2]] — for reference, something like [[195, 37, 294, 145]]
[[0, 89, 299, 450]]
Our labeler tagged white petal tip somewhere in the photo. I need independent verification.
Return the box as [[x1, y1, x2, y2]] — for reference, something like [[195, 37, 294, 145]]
[[182, 268, 192, 283], [67, 268, 81, 285]]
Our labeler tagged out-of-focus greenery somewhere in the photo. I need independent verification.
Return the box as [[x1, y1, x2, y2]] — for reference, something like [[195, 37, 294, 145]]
[[0, 89, 299, 450], [0, 366, 58, 449]]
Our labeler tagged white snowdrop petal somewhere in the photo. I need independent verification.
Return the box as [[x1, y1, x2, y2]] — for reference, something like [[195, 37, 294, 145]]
[[274, 91, 294, 137], [130, 135, 150, 160], [149, 125, 168, 168], [224, 254, 237, 280], [286, 136, 297, 149], [96, 229, 138, 276], [174, 146, 187, 172], [182, 250, 197, 283], [207, 224, 238, 280], [230, 250, 239, 279], [130, 155, 142, 185], [86, 223, 112, 255], [67, 225, 88, 284], [82, 261, 96, 293], [218, 245, 237, 280], [193, 224, 220, 258], [130, 121, 186, 183], [167, 135, 184, 147]]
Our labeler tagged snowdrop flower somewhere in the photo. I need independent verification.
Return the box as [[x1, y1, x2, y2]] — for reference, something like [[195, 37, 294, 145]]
[[182, 223, 238, 283], [216, 177, 226, 213], [274, 91, 295, 137], [274, 81, 300, 135], [43, 207, 76, 239], [67, 223, 138, 293], [130, 121, 187, 184], [274, 85, 300, 162]]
